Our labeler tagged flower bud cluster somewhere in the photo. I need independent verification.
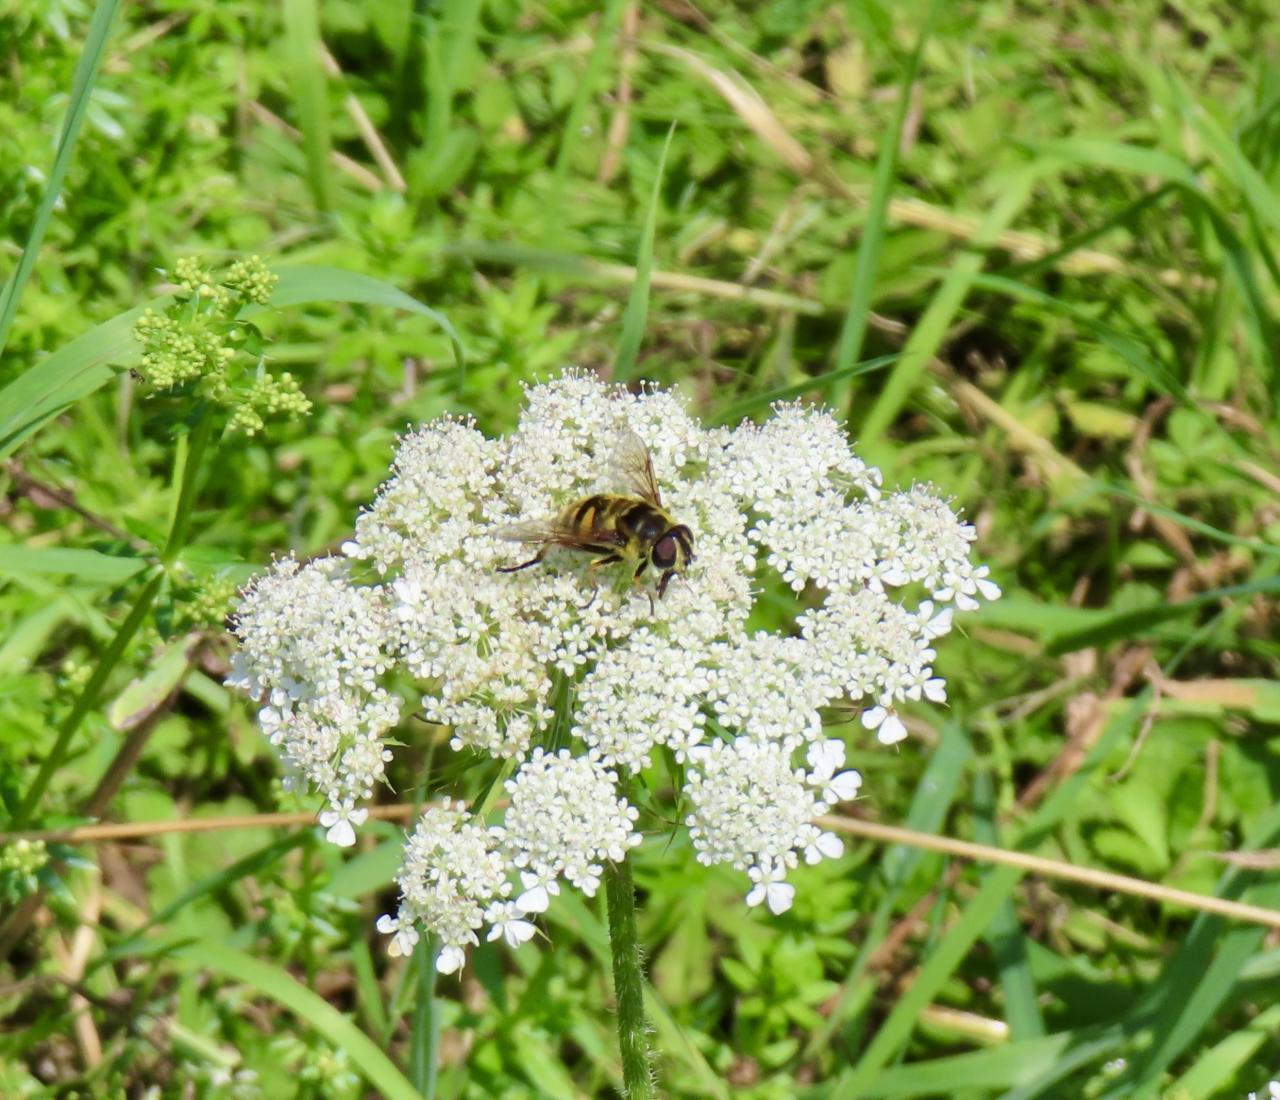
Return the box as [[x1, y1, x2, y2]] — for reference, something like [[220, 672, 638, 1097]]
[[232, 372, 998, 971], [133, 256, 309, 434]]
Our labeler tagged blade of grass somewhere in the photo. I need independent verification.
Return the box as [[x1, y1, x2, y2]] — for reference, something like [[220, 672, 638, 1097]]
[[714, 355, 899, 425], [0, 303, 152, 460], [98, 834, 304, 971], [612, 124, 675, 383], [0, 546, 151, 585], [834, 863, 1025, 1099], [857, 168, 1037, 459], [409, 935, 440, 1098], [972, 771, 1044, 1041], [1030, 137, 1202, 189], [830, 0, 935, 409], [834, 678, 1161, 1097], [858, 1026, 1127, 1098], [1043, 573, 1280, 655], [1180, 87, 1280, 239], [350, 937, 390, 1042], [176, 944, 421, 1100], [261, 264, 466, 373], [546, 890, 730, 1100], [1002, 182, 1179, 284], [282, 0, 333, 212], [548, 0, 628, 198], [962, 272, 1189, 402], [416, 0, 483, 198], [0, 0, 122, 358], [1100, 804, 1280, 1098], [1181, 191, 1280, 393], [801, 720, 971, 1062], [1168, 1003, 1280, 1100]]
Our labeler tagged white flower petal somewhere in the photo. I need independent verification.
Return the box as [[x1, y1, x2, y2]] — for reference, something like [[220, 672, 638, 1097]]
[[827, 769, 863, 801], [517, 885, 550, 914], [877, 711, 908, 745], [435, 945, 466, 974], [765, 881, 795, 915]]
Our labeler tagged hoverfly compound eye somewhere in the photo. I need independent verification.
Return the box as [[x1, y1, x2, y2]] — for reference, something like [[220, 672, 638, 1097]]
[[652, 534, 678, 570]]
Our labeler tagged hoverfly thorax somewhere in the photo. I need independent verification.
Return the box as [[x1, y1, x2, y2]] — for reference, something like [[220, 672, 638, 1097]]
[[495, 431, 695, 604]]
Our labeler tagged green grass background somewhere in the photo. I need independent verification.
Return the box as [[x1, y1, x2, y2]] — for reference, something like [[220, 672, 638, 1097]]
[[2, 0, 1280, 1096]]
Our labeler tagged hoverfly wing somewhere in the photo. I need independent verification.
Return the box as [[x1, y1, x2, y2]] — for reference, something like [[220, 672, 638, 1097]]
[[611, 430, 663, 508], [493, 516, 623, 552], [492, 519, 563, 544]]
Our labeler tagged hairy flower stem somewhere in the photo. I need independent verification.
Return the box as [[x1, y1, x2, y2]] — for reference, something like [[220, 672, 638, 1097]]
[[604, 856, 656, 1099]]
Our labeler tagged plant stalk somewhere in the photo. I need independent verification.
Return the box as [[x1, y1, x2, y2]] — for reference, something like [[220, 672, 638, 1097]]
[[9, 569, 164, 829], [604, 857, 656, 1099], [11, 407, 217, 830]]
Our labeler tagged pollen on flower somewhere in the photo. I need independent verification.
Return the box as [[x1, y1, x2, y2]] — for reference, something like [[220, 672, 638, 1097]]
[[229, 370, 998, 970]]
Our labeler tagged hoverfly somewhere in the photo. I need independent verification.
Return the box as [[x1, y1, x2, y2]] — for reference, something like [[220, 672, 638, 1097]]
[[496, 431, 695, 600]]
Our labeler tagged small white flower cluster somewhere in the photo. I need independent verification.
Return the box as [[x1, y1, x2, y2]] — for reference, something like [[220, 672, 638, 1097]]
[[1249, 1083, 1280, 1100], [228, 558, 398, 846], [231, 372, 998, 972]]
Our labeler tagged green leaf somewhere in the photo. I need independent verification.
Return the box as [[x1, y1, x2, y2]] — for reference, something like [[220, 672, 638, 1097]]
[[973, 771, 1044, 1041], [859, 1029, 1123, 1098], [0, 304, 150, 460], [714, 355, 899, 426], [261, 265, 466, 374], [835, 692, 1152, 1095], [1045, 575, 1280, 655], [107, 637, 195, 731], [829, 3, 934, 403], [805, 721, 972, 1061], [1169, 1003, 1280, 1100], [0, 545, 150, 585], [1101, 804, 1280, 1098], [613, 125, 675, 382], [1032, 137, 1202, 189], [963, 272, 1191, 404], [282, 0, 333, 212], [175, 944, 422, 1100], [0, 0, 123, 356]]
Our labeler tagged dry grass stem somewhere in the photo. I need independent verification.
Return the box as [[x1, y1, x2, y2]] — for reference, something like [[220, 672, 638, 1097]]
[[598, 3, 639, 184], [7, 802, 1276, 931], [321, 46, 407, 192], [820, 814, 1280, 930], [247, 102, 385, 192]]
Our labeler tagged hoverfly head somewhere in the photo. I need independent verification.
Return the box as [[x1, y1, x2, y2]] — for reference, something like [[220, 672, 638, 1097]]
[[652, 524, 695, 575]]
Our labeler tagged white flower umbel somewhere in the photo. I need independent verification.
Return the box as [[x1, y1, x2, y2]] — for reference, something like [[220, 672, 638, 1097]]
[[503, 749, 642, 908], [683, 738, 853, 911], [231, 371, 998, 970], [376, 800, 512, 970], [229, 558, 398, 846]]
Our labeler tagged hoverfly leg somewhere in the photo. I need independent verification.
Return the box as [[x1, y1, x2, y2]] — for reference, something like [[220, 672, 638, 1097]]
[[579, 552, 622, 609], [497, 549, 547, 574], [657, 570, 673, 599]]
